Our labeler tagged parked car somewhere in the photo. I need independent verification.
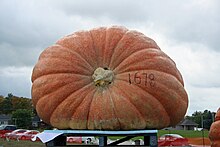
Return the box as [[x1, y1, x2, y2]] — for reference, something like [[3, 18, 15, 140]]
[[0, 125, 17, 138], [15, 130, 40, 141], [5, 129, 27, 140], [67, 136, 82, 143], [158, 134, 190, 146], [67, 136, 95, 144]]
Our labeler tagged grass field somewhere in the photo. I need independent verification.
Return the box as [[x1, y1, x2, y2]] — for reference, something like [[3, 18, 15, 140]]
[[0, 138, 45, 147], [158, 130, 209, 138], [108, 130, 209, 140], [0, 138, 82, 147]]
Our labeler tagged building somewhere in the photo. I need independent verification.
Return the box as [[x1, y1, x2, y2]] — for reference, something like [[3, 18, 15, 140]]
[[175, 119, 199, 130], [163, 118, 199, 130], [32, 115, 41, 127], [0, 114, 12, 125]]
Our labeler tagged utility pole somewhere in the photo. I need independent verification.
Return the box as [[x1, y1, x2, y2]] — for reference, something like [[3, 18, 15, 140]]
[[201, 115, 203, 129], [201, 115, 204, 147]]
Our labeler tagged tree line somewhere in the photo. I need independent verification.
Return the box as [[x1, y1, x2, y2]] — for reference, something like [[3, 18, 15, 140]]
[[186, 110, 215, 130], [0, 93, 35, 129], [0, 93, 33, 114]]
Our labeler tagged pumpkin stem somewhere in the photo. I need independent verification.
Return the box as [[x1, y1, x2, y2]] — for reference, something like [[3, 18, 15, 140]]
[[92, 67, 114, 87]]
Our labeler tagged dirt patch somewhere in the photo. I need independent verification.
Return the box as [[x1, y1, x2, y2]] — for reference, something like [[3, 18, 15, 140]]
[[187, 137, 211, 146]]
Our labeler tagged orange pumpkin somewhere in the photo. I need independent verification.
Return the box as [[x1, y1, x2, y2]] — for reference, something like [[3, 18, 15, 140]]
[[31, 26, 188, 130], [209, 108, 220, 147]]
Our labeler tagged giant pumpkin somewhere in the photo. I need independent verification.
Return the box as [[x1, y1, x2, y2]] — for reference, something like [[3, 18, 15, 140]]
[[209, 108, 220, 147], [31, 26, 188, 130]]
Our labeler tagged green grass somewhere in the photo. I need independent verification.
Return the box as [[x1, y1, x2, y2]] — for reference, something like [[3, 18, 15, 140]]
[[158, 130, 209, 138], [0, 138, 45, 147], [108, 130, 209, 140]]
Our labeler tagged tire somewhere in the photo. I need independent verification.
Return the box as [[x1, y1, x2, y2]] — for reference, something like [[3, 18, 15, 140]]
[[68, 138, 73, 143], [21, 136, 26, 140], [86, 138, 92, 144]]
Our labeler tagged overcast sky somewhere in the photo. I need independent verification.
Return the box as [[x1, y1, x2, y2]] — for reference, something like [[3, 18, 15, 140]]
[[0, 0, 219, 115]]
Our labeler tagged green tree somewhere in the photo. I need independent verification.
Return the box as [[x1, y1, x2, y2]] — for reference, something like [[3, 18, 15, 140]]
[[1, 97, 13, 114], [7, 93, 13, 98], [203, 110, 214, 130], [0, 93, 34, 115], [187, 110, 215, 130], [0, 95, 4, 114], [11, 96, 32, 110], [12, 109, 33, 129]]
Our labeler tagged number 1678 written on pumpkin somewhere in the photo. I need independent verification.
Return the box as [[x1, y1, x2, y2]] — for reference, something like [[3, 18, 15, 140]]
[[128, 72, 155, 87]]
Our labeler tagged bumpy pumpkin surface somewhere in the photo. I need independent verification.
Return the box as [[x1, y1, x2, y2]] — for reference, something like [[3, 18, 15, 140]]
[[209, 108, 220, 147], [32, 26, 188, 130]]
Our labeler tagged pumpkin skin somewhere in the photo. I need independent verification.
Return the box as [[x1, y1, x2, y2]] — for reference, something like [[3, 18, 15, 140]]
[[209, 108, 220, 147], [31, 26, 188, 130]]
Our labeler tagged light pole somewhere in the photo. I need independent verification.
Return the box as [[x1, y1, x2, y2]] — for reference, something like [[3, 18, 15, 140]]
[[212, 112, 215, 123], [201, 115, 204, 128], [201, 115, 205, 147]]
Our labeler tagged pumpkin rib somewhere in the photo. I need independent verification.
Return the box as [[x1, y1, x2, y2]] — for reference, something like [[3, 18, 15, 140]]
[[102, 27, 107, 67], [56, 44, 95, 70], [106, 86, 122, 129], [116, 69, 185, 94], [33, 81, 77, 108], [89, 27, 107, 67], [32, 73, 90, 106], [86, 88, 99, 129], [156, 81, 188, 110], [32, 58, 92, 82], [112, 86, 148, 128], [103, 26, 128, 68], [111, 84, 147, 127], [35, 81, 92, 123], [49, 83, 95, 129], [103, 26, 128, 67], [116, 70, 187, 103], [118, 72, 187, 105], [107, 86, 146, 130], [115, 80, 170, 124], [32, 70, 91, 82], [108, 30, 128, 68], [103, 27, 110, 67], [49, 83, 94, 126], [112, 47, 160, 70], [88, 30, 99, 68], [88, 87, 123, 130], [113, 48, 172, 71], [109, 31, 159, 69], [40, 44, 94, 72], [33, 72, 90, 84], [116, 78, 186, 126], [114, 80, 170, 128], [70, 86, 96, 129], [56, 33, 98, 69]]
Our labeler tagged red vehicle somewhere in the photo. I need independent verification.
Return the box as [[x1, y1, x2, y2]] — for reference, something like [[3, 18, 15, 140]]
[[66, 136, 95, 144], [5, 129, 27, 140], [67, 136, 82, 143], [15, 130, 40, 141], [0, 125, 17, 138], [158, 134, 190, 146]]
